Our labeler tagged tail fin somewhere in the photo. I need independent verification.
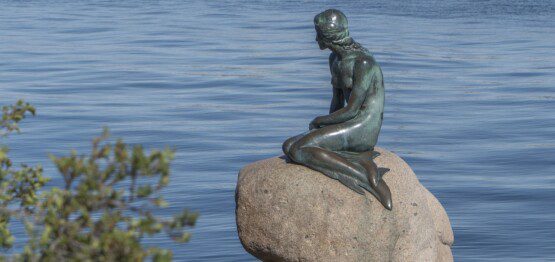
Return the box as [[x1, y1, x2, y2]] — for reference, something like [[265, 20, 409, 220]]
[[359, 151, 380, 160], [338, 175, 365, 195], [377, 167, 390, 180]]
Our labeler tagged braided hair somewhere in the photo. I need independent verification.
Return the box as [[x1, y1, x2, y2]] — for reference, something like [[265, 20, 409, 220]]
[[314, 9, 367, 52]]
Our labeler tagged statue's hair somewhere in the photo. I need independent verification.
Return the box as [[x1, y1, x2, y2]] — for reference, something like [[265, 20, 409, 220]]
[[314, 9, 368, 52], [314, 9, 352, 46]]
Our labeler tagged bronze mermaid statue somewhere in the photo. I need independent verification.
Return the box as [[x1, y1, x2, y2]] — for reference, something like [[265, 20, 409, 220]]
[[283, 9, 392, 210]]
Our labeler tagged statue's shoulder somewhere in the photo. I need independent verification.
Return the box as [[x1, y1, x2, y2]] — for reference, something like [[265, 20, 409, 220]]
[[354, 53, 378, 71]]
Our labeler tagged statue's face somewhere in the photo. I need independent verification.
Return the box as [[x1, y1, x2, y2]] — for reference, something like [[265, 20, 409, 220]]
[[315, 29, 327, 50]]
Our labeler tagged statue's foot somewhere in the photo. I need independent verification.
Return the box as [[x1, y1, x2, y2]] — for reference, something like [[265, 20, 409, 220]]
[[375, 181, 392, 210], [355, 153, 380, 188]]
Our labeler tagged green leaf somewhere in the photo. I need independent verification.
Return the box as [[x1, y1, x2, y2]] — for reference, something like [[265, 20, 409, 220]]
[[0, 118, 197, 259], [137, 185, 153, 198]]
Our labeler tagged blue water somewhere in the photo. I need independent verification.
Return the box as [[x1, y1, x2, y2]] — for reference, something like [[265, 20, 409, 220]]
[[1, 0, 554, 261]]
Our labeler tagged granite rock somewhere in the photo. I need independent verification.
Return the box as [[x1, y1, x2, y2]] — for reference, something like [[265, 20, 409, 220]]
[[235, 147, 454, 262]]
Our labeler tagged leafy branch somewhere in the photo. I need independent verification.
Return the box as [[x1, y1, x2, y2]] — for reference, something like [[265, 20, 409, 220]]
[[0, 100, 197, 261]]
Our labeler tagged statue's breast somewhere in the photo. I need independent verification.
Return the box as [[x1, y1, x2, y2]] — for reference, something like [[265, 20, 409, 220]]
[[331, 61, 354, 89], [341, 70, 353, 89]]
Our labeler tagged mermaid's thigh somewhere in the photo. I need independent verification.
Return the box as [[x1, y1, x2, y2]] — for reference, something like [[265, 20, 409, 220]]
[[297, 122, 376, 152], [292, 124, 350, 152]]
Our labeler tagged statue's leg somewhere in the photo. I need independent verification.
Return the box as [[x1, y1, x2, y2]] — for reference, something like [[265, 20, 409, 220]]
[[287, 125, 392, 209], [288, 124, 371, 184], [290, 144, 392, 209], [289, 144, 368, 183]]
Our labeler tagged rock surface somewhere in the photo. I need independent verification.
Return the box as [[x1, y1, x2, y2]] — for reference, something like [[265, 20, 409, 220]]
[[235, 147, 454, 262]]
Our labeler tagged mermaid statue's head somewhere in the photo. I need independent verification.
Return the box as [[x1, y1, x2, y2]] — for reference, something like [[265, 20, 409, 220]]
[[314, 9, 352, 50]]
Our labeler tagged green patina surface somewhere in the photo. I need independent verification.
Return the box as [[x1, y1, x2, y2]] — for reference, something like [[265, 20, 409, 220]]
[[283, 9, 392, 210]]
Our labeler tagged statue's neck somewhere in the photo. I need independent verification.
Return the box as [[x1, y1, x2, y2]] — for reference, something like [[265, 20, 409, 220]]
[[330, 46, 349, 59], [329, 40, 360, 59]]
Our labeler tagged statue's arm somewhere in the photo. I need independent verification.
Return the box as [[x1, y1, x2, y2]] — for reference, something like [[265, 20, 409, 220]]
[[329, 87, 344, 113], [311, 59, 373, 129], [328, 53, 344, 113]]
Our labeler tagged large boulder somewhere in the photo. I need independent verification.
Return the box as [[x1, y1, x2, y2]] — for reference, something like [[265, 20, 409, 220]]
[[235, 147, 454, 262]]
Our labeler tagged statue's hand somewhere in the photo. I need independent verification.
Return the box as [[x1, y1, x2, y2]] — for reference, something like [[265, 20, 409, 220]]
[[309, 117, 323, 130], [309, 122, 318, 130]]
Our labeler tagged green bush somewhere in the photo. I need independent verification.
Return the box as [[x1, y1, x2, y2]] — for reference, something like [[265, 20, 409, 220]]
[[0, 100, 197, 261]]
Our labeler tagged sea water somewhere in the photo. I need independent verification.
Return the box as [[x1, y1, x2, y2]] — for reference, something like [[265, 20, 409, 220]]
[[1, 1, 554, 260]]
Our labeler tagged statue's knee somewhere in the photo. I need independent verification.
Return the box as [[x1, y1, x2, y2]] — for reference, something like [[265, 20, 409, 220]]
[[282, 141, 288, 155], [288, 142, 302, 161], [282, 138, 295, 156]]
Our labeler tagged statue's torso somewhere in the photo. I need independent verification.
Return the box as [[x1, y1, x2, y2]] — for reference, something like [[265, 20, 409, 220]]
[[330, 51, 385, 149]]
